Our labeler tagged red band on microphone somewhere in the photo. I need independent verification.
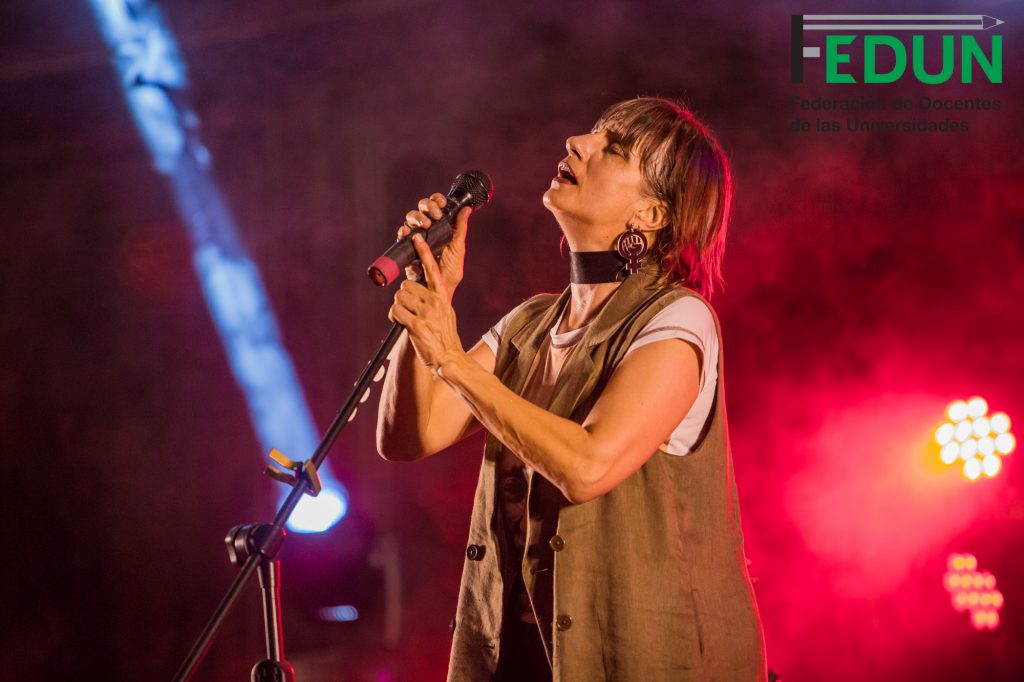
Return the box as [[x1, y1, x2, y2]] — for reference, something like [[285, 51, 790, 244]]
[[369, 256, 401, 287]]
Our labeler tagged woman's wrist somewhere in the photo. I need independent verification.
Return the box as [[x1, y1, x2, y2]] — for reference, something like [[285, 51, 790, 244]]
[[435, 348, 471, 381]]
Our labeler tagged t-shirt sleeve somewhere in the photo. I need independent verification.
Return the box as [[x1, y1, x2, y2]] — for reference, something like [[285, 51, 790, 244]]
[[480, 306, 518, 356], [624, 296, 718, 391]]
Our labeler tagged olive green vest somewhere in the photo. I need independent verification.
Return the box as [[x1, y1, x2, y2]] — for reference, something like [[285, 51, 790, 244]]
[[448, 264, 767, 681]]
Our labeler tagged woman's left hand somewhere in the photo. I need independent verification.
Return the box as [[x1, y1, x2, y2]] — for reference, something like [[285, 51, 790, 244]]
[[388, 234, 465, 373]]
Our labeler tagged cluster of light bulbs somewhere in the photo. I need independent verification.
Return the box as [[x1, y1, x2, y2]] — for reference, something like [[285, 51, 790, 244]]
[[936, 398, 1012, 632], [934, 397, 1015, 480], [944, 553, 1003, 631]]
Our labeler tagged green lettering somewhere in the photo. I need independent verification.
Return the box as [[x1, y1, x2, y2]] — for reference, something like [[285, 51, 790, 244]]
[[962, 35, 1002, 84], [865, 35, 906, 83], [912, 35, 954, 84], [826, 35, 857, 83]]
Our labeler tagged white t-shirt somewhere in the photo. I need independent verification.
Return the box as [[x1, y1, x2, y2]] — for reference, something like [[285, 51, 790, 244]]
[[480, 295, 719, 456]]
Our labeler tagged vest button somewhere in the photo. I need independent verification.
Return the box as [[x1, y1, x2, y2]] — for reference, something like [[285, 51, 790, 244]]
[[466, 544, 485, 561], [548, 534, 565, 552], [555, 614, 573, 631]]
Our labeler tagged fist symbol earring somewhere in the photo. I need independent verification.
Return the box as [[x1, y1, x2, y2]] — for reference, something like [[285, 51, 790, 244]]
[[616, 225, 649, 274]]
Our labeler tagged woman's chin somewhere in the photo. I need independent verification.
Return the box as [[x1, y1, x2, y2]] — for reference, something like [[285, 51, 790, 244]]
[[542, 187, 568, 213]]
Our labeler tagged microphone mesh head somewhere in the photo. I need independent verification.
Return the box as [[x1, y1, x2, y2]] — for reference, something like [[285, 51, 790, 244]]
[[450, 170, 494, 210]]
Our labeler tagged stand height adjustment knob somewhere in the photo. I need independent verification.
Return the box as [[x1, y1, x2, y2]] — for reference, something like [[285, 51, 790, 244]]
[[225, 524, 286, 565]]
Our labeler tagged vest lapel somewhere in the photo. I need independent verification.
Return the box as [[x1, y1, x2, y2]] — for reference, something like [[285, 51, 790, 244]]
[[504, 287, 571, 394], [543, 263, 664, 421]]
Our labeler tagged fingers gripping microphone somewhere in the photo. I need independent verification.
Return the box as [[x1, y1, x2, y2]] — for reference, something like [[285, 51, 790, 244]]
[[368, 170, 493, 287]]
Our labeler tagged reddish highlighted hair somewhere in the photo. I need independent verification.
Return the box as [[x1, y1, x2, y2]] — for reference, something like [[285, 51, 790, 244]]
[[594, 97, 733, 299]]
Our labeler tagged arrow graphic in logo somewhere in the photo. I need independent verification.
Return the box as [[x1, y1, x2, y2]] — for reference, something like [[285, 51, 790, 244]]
[[792, 14, 1005, 82]]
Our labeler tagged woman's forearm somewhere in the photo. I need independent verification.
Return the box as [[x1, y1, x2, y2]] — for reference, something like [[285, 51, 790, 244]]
[[437, 350, 603, 503], [376, 331, 438, 460]]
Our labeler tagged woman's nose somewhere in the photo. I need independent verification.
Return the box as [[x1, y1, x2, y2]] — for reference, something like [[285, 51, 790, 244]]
[[565, 135, 584, 159]]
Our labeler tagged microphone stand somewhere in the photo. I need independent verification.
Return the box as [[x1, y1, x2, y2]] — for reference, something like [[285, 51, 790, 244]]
[[174, 317, 408, 681]]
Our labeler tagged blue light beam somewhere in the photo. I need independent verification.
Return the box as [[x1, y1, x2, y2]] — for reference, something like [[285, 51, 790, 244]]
[[91, 0, 347, 533]]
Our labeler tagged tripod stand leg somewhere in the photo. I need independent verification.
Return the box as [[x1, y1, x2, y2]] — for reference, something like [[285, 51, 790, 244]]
[[252, 560, 295, 682]]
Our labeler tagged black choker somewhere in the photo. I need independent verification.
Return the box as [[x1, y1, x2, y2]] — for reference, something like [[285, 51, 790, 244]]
[[569, 250, 629, 284]]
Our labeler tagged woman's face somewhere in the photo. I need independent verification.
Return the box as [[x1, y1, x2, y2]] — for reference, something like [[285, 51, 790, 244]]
[[542, 125, 656, 249]]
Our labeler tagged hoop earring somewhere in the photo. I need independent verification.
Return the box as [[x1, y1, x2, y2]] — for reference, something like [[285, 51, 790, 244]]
[[615, 224, 649, 274]]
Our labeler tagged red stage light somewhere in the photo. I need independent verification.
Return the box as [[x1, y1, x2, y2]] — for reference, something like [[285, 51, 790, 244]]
[[943, 553, 1003, 631]]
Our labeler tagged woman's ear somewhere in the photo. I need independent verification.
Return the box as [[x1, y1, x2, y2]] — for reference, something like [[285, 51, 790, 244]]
[[632, 198, 669, 232]]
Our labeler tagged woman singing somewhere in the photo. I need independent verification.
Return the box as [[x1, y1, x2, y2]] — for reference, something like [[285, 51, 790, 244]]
[[376, 97, 767, 681]]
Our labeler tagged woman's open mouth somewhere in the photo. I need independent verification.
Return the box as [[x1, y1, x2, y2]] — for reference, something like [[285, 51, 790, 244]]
[[555, 161, 578, 185]]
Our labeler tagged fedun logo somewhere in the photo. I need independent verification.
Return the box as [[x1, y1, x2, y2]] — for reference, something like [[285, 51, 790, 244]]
[[791, 14, 1004, 84]]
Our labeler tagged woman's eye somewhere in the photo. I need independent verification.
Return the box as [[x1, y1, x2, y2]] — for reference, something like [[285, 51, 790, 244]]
[[608, 145, 625, 157]]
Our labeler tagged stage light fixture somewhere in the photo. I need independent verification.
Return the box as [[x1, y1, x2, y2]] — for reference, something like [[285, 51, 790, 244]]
[[934, 398, 1014, 481], [944, 553, 1002, 631], [317, 605, 360, 622]]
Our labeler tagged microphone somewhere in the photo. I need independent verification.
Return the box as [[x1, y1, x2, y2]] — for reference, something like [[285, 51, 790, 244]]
[[368, 170, 493, 287]]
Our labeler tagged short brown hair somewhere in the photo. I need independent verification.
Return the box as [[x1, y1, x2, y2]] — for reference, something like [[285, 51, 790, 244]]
[[594, 97, 732, 299]]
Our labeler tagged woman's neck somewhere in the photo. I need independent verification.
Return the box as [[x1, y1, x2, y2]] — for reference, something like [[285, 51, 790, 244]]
[[556, 219, 628, 332], [561, 281, 621, 333]]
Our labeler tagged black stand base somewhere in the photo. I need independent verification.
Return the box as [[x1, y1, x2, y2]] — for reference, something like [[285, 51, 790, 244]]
[[252, 659, 296, 682]]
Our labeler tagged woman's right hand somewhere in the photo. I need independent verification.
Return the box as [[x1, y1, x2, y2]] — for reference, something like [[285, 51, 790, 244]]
[[396, 193, 473, 297]]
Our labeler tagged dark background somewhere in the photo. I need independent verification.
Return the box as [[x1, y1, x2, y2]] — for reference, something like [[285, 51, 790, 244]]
[[2, 1, 1022, 679]]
